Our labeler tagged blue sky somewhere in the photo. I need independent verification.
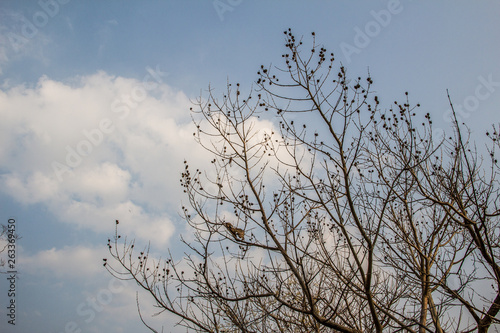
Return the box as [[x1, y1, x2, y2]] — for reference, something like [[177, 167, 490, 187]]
[[0, 1, 499, 332]]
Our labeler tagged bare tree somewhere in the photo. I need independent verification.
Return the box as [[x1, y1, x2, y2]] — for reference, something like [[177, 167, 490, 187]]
[[105, 30, 500, 332]]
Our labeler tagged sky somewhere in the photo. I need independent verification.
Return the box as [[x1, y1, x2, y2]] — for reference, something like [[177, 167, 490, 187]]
[[0, 1, 499, 332]]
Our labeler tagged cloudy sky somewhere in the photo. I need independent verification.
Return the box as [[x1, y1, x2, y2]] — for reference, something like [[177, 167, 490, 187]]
[[0, 1, 499, 332]]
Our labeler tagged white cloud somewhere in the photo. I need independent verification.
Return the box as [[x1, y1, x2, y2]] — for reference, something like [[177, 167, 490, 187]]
[[21, 245, 106, 279], [2, 171, 59, 204], [65, 163, 131, 204], [0, 72, 204, 247]]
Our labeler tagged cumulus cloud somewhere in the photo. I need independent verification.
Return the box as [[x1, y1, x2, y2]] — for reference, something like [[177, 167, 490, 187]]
[[0, 71, 209, 247], [20, 245, 106, 279]]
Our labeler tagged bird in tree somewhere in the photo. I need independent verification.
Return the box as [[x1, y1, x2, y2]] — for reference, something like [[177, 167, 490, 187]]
[[223, 222, 244, 240]]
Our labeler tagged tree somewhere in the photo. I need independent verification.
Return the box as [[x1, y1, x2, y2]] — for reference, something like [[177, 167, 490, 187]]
[[105, 30, 500, 332]]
